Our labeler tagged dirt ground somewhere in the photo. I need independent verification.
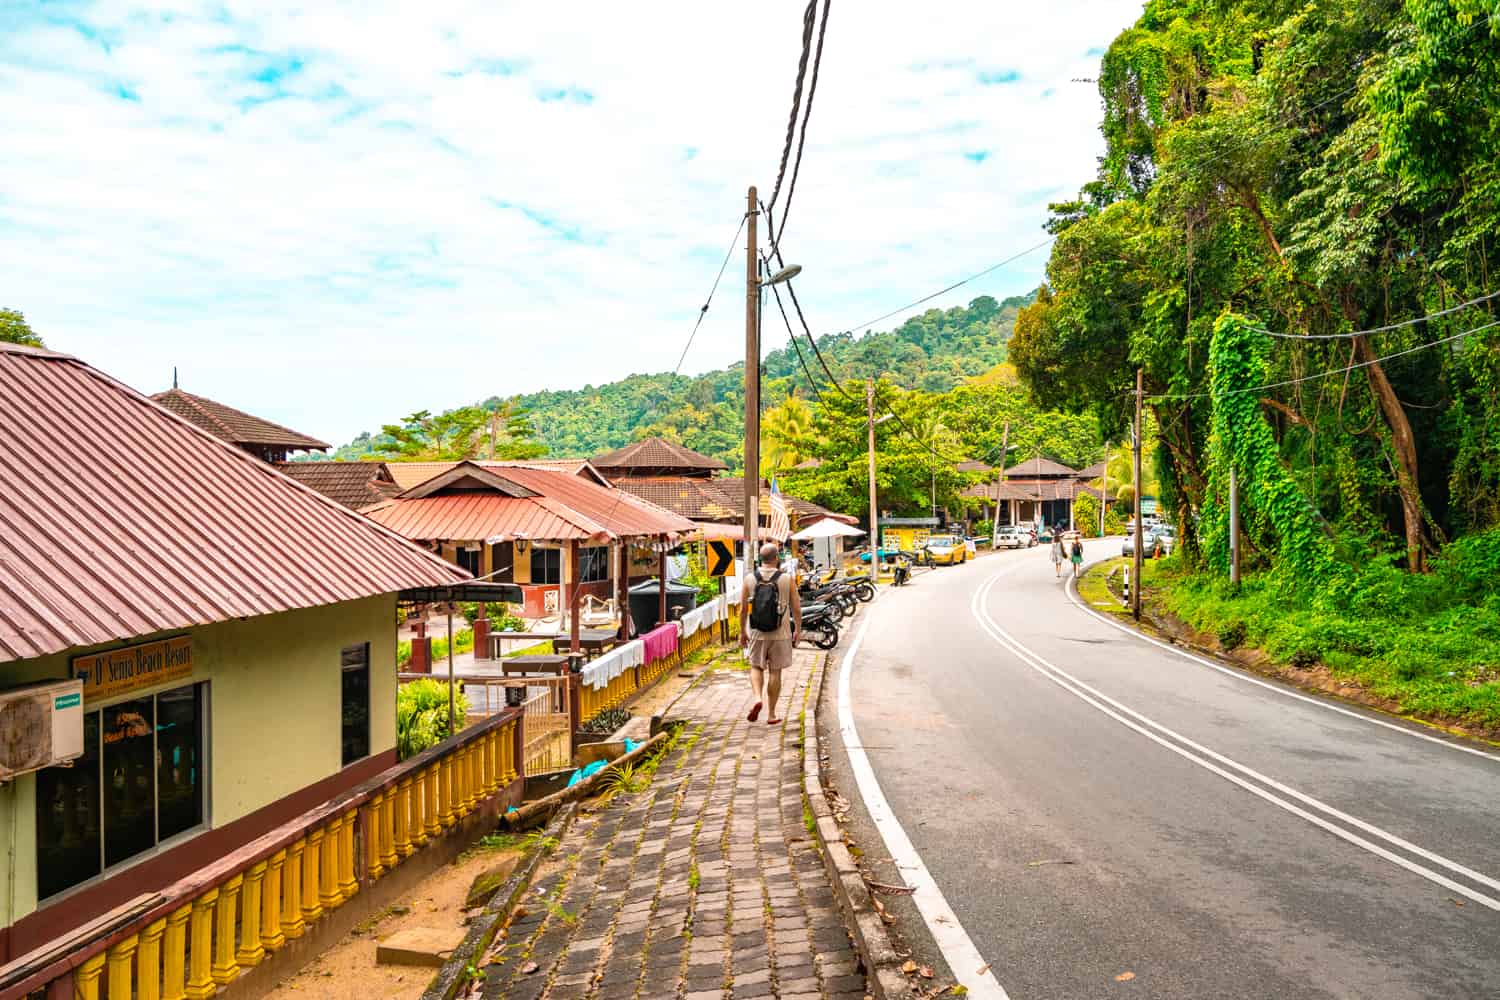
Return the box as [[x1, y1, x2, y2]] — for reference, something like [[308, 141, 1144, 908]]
[[261, 843, 522, 1000]]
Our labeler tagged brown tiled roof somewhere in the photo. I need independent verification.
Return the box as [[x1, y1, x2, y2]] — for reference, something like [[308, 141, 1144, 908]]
[[612, 476, 856, 526], [1075, 461, 1107, 480], [955, 459, 993, 473], [384, 458, 606, 492], [149, 387, 329, 451], [962, 477, 1104, 502], [1002, 456, 1078, 478], [715, 477, 858, 525], [275, 461, 401, 509], [591, 437, 728, 474], [0, 344, 466, 664]]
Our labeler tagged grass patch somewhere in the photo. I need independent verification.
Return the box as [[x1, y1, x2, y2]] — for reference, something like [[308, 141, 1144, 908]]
[[1146, 550, 1500, 732]]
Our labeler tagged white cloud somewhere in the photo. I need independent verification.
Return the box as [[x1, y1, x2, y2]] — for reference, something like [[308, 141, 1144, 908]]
[[0, 0, 1139, 445]]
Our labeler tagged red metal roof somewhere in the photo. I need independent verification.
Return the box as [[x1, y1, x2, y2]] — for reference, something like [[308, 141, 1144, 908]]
[[0, 344, 467, 664], [361, 464, 694, 543]]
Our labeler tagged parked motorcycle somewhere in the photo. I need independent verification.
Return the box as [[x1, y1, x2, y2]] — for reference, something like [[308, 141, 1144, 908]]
[[798, 601, 841, 649], [800, 580, 858, 618]]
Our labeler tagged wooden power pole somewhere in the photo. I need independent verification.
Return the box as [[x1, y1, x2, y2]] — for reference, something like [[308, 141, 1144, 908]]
[[867, 377, 879, 565], [990, 420, 1009, 546], [1133, 368, 1144, 620], [744, 185, 760, 564], [1099, 441, 1108, 537], [1229, 466, 1240, 586]]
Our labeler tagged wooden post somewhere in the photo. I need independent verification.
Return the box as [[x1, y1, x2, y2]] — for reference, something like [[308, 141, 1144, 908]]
[[617, 541, 631, 641], [1100, 441, 1108, 537], [1230, 465, 1240, 586], [657, 535, 668, 625], [867, 377, 879, 567], [446, 606, 456, 736], [990, 420, 1009, 546], [569, 538, 582, 655]]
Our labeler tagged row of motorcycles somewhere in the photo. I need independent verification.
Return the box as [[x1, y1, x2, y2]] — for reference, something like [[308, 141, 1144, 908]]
[[796, 570, 876, 650]]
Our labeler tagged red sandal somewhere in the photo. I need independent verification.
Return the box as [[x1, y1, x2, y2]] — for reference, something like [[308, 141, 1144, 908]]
[[747, 701, 762, 722]]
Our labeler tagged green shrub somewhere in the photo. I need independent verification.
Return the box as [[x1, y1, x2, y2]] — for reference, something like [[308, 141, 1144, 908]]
[[1217, 621, 1247, 650], [1431, 529, 1500, 605], [460, 602, 527, 630], [1073, 493, 1101, 538], [397, 679, 470, 759]]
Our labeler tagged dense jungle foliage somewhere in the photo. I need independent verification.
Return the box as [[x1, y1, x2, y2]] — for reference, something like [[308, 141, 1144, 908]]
[[1029, 0, 1500, 723]]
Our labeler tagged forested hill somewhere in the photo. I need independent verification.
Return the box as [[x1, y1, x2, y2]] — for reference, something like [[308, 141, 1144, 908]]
[[334, 291, 1033, 466]]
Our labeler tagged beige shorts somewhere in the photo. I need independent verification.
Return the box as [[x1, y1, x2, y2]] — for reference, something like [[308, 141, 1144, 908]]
[[746, 635, 793, 671]]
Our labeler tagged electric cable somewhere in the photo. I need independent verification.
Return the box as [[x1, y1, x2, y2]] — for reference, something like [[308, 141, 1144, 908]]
[[674, 213, 748, 376], [775, 0, 831, 245], [767, 0, 819, 215], [1252, 289, 1500, 339]]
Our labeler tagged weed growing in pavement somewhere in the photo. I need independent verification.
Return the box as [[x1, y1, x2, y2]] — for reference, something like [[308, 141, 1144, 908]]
[[688, 865, 700, 890], [802, 801, 815, 835]]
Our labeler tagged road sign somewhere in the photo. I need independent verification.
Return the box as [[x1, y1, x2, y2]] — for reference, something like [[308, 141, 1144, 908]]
[[706, 539, 735, 577]]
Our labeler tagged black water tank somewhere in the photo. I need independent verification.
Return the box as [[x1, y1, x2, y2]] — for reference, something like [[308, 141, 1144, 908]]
[[628, 578, 699, 635]]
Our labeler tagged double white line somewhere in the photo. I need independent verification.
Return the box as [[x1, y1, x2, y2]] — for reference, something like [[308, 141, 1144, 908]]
[[970, 571, 1500, 913]]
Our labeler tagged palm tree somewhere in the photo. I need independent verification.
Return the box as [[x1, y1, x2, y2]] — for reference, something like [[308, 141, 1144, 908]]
[[1103, 442, 1159, 508], [761, 396, 816, 476]]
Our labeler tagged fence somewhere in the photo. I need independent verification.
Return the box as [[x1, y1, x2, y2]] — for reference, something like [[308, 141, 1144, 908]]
[[1, 710, 522, 1000]]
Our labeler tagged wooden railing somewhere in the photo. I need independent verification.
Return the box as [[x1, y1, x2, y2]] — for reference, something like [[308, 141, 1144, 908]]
[[0, 711, 522, 1000]]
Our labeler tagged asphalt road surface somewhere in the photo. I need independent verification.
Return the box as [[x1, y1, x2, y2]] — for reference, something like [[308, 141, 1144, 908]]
[[831, 540, 1500, 1000]]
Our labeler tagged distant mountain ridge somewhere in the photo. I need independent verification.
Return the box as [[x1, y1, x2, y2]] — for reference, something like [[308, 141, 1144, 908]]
[[332, 290, 1035, 467]]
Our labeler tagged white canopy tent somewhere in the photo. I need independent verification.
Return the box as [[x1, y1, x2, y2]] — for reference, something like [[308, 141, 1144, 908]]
[[790, 518, 865, 575]]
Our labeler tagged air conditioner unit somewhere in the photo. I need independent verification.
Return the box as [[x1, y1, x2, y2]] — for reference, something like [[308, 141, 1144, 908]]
[[0, 679, 85, 781]]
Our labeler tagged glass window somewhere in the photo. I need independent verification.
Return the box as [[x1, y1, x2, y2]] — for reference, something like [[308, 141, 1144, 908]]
[[36, 682, 206, 900], [530, 547, 561, 585], [35, 712, 101, 899], [455, 546, 481, 575], [579, 546, 610, 583], [341, 643, 370, 765]]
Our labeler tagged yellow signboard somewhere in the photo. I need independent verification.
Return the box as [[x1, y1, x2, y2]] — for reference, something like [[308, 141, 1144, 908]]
[[73, 635, 193, 701], [706, 539, 735, 577]]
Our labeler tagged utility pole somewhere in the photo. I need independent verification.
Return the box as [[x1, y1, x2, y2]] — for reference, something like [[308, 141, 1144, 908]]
[[990, 420, 1010, 546], [1133, 368, 1144, 620], [1229, 466, 1240, 587], [1099, 441, 1108, 537], [744, 185, 760, 565], [867, 377, 879, 567]]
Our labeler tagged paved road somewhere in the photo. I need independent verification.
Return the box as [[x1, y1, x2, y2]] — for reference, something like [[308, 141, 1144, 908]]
[[833, 540, 1500, 999]]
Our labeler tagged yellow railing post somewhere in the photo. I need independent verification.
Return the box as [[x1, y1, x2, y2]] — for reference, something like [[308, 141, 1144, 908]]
[[238, 861, 267, 967], [455, 745, 470, 815], [105, 932, 138, 1000], [339, 808, 359, 899], [162, 904, 190, 1000], [379, 790, 398, 870], [263, 849, 287, 951], [365, 793, 386, 879], [139, 917, 167, 1000], [439, 755, 454, 828], [394, 780, 413, 859], [75, 952, 106, 1000], [210, 873, 242, 986], [302, 828, 324, 924], [283, 837, 306, 939], [319, 820, 341, 911], [424, 763, 441, 838], [183, 889, 217, 1000], [410, 768, 428, 847], [479, 733, 493, 794]]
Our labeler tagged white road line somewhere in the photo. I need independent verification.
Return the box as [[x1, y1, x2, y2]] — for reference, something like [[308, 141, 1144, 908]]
[[838, 604, 1012, 999], [972, 573, 1500, 911], [1061, 564, 1500, 762]]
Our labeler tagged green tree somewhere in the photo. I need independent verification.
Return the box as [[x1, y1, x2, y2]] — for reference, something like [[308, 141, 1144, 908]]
[[0, 308, 42, 347]]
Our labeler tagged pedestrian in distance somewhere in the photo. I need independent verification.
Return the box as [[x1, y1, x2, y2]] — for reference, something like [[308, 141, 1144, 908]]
[[1050, 531, 1066, 578], [1070, 534, 1084, 578], [739, 541, 800, 726]]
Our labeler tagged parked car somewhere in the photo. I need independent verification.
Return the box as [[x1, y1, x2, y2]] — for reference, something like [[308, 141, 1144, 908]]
[[921, 534, 968, 566], [993, 525, 1034, 549], [1122, 530, 1164, 559], [1155, 526, 1177, 554]]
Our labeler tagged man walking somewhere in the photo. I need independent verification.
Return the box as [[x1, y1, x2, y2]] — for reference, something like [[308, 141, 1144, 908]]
[[739, 541, 800, 725]]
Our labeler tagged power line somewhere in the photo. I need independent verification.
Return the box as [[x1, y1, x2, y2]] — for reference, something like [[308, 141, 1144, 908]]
[[1147, 317, 1500, 402], [766, 0, 819, 215], [674, 213, 748, 376], [763, 263, 831, 409], [1253, 288, 1500, 339], [760, 200, 859, 401], [775, 0, 831, 246]]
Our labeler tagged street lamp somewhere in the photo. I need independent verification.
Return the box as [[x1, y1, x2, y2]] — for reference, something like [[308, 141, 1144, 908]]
[[763, 264, 801, 287]]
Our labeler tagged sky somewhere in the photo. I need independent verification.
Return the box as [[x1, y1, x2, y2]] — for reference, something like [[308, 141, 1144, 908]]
[[0, 1, 1140, 447]]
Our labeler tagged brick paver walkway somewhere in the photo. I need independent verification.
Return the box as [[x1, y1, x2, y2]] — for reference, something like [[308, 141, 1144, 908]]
[[480, 650, 866, 1000]]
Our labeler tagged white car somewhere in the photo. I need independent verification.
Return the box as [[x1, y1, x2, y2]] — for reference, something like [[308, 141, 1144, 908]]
[[993, 525, 1033, 549]]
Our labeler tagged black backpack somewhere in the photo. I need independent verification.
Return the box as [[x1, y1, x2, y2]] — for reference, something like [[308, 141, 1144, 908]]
[[748, 569, 784, 632]]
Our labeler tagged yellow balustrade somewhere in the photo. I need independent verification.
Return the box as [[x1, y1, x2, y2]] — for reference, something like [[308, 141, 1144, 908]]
[[394, 780, 413, 858], [411, 768, 429, 847], [480, 733, 494, 794], [210, 873, 242, 986], [238, 861, 267, 967], [319, 819, 341, 910], [365, 792, 386, 879], [424, 762, 441, 838], [283, 838, 306, 938], [138, 917, 167, 1000], [162, 904, 190, 1000], [183, 888, 217, 1000], [105, 932, 138, 1000], [263, 850, 287, 950], [439, 756, 454, 827], [75, 953, 106, 1000], [379, 788, 397, 869], [302, 828, 324, 923], [339, 808, 359, 899]]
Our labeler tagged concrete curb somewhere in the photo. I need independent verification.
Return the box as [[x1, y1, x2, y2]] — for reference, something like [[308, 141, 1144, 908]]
[[420, 803, 578, 1000], [801, 642, 914, 1000]]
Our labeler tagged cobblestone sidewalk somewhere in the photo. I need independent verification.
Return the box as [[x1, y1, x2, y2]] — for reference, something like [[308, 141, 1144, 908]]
[[479, 650, 867, 1000]]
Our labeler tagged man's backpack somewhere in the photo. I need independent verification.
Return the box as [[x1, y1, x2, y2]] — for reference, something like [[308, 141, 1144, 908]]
[[748, 568, 785, 632]]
